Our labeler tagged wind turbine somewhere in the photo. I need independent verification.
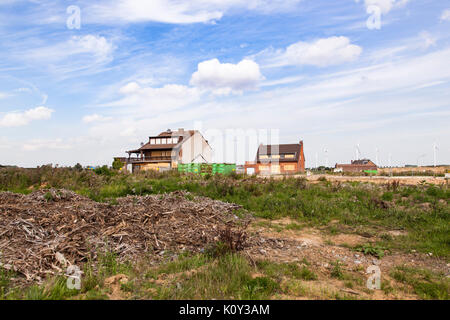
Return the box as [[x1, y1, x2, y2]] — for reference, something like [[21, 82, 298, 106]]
[[433, 142, 439, 167], [375, 147, 380, 167], [355, 143, 361, 160], [324, 148, 329, 168]]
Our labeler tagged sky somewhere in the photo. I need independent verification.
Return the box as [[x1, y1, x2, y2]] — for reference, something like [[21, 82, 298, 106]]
[[0, 0, 449, 168]]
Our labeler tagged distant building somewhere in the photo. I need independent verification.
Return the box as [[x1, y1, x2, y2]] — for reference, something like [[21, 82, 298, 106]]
[[245, 141, 305, 175], [121, 129, 212, 173], [335, 159, 377, 173]]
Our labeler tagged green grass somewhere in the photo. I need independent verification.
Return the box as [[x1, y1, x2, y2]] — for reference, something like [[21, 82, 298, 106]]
[[145, 253, 210, 280], [390, 266, 449, 300], [149, 254, 280, 300], [0, 267, 15, 299], [256, 261, 318, 281], [330, 260, 344, 279]]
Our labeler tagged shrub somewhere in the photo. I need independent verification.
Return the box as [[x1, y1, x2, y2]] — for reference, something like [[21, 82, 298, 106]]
[[381, 192, 394, 201], [112, 159, 124, 171], [94, 165, 114, 176]]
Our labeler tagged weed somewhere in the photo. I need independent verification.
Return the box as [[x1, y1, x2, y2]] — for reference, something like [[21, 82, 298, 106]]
[[381, 192, 394, 202], [44, 192, 54, 202], [243, 277, 280, 299], [330, 261, 344, 279], [354, 243, 388, 258]]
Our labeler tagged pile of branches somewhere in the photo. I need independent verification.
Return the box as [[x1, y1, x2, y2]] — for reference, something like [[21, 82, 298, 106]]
[[0, 189, 250, 282]]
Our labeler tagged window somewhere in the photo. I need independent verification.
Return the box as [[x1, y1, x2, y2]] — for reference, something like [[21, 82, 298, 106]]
[[161, 138, 167, 144], [270, 155, 280, 159], [155, 139, 161, 144], [271, 165, 281, 174], [260, 155, 269, 159], [150, 139, 155, 145], [284, 165, 295, 171], [259, 165, 269, 171], [284, 154, 295, 159]]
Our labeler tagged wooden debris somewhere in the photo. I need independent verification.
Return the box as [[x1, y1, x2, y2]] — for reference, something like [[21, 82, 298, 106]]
[[0, 189, 249, 282]]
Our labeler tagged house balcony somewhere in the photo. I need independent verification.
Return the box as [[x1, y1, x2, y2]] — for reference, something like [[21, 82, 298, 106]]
[[127, 156, 173, 163]]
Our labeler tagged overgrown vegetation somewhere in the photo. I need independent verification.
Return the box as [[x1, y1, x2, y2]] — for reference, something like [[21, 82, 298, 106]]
[[0, 166, 449, 300], [1, 166, 448, 258], [390, 266, 449, 300]]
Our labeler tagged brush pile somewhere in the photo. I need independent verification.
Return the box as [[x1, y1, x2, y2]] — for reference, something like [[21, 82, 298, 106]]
[[0, 189, 249, 282]]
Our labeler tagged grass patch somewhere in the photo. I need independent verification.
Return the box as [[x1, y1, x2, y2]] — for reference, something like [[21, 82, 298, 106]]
[[256, 261, 318, 281], [390, 266, 449, 300], [150, 254, 280, 300]]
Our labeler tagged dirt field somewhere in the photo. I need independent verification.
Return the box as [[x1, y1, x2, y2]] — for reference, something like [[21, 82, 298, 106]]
[[246, 217, 449, 300]]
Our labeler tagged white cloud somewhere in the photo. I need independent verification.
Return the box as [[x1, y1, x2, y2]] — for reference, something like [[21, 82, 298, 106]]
[[22, 34, 115, 76], [22, 139, 70, 151], [355, 0, 409, 14], [82, 114, 112, 123], [15, 87, 33, 93], [441, 9, 450, 21], [119, 82, 141, 94], [29, 35, 114, 63], [190, 58, 264, 94], [107, 82, 201, 111], [88, 0, 302, 24], [0, 106, 54, 128], [69, 35, 114, 60], [0, 92, 10, 99], [273, 48, 450, 107], [419, 31, 437, 49], [257, 36, 362, 67]]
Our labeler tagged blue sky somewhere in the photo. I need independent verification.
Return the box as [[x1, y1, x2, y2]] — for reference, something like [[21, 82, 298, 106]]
[[0, 0, 449, 167]]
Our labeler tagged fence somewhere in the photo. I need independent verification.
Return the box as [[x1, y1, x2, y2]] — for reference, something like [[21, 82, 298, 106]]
[[178, 163, 236, 176]]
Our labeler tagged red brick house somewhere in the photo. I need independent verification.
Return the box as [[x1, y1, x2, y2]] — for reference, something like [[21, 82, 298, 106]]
[[335, 159, 377, 173], [245, 141, 305, 175]]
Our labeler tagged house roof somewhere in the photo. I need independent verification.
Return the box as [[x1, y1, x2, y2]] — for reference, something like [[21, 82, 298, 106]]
[[157, 129, 195, 137], [352, 159, 374, 165], [127, 129, 199, 154], [336, 159, 377, 168], [256, 143, 302, 163]]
